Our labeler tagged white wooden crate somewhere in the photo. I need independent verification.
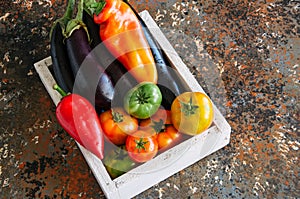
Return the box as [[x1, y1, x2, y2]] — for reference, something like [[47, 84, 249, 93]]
[[34, 10, 231, 199]]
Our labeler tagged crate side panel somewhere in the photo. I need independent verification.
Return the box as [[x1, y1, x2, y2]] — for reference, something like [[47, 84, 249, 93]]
[[34, 57, 62, 106]]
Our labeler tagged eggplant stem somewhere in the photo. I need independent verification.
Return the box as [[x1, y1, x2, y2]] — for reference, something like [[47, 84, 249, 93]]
[[65, 0, 90, 41], [62, 0, 75, 25], [49, 0, 75, 39], [53, 84, 68, 97], [76, 0, 84, 21]]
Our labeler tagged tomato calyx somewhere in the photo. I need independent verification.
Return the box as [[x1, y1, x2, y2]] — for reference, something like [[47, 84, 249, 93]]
[[114, 147, 127, 160], [112, 110, 124, 123], [179, 96, 199, 116], [150, 119, 165, 133], [134, 138, 149, 152], [135, 89, 151, 105]]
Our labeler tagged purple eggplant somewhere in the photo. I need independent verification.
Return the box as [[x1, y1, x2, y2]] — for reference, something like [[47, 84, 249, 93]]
[[83, 10, 101, 49], [50, 0, 75, 93], [65, 0, 114, 111]]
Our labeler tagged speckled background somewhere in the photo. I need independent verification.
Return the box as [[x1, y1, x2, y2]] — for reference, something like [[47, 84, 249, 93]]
[[0, 0, 299, 198]]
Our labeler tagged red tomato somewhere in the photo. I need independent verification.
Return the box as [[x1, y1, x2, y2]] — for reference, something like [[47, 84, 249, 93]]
[[99, 107, 138, 145], [126, 130, 158, 163], [139, 109, 172, 136], [140, 109, 182, 151], [156, 125, 182, 151], [151, 109, 172, 124]]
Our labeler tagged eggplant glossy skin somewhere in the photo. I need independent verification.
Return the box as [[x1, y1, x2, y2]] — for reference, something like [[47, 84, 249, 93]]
[[83, 10, 101, 49], [83, 11, 138, 106], [50, 24, 74, 93], [92, 41, 138, 106], [66, 28, 114, 111]]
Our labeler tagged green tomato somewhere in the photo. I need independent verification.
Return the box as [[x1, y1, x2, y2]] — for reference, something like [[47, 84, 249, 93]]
[[124, 82, 162, 119], [103, 145, 136, 179]]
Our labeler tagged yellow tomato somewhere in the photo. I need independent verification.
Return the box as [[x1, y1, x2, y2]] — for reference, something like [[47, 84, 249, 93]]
[[171, 92, 214, 135]]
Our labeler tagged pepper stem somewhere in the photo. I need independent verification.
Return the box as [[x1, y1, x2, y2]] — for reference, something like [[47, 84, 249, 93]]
[[53, 84, 68, 97], [84, 0, 106, 16]]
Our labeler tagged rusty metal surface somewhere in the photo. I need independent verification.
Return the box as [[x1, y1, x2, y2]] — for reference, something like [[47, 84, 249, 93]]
[[0, 0, 299, 198]]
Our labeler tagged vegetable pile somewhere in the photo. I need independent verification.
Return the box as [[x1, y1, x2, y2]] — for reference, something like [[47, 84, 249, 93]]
[[50, 0, 214, 179]]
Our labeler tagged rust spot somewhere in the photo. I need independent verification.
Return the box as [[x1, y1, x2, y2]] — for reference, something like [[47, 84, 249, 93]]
[[251, 92, 257, 97], [19, 162, 26, 169], [226, 101, 232, 107], [39, 96, 51, 108]]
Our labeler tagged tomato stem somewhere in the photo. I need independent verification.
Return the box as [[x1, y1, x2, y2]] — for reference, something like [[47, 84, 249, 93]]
[[135, 138, 148, 152], [135, 90, 150, 105], [151, 119, 164, 133], [179, 96, 199, 116], [112, 110, 124, 123]]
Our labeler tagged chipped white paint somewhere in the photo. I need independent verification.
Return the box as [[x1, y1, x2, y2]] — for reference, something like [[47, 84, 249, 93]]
[[155, 187, 164, 198], [225, 162, 236, 181], [189, 185, 198, 194], [173, 184, 179, 191], [38, 0, 52, 7], [253, 181, 266, 196], [3, 52, 10, 62], [2, 178, 9, 187], [155, 9, 166, 21], [289, 141, 299, 150], [32, 135, 39, 144], [0, 13, 10, 21]]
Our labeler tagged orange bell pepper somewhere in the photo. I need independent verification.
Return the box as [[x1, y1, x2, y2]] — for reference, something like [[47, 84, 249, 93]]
[[86, 0, 158, 84]]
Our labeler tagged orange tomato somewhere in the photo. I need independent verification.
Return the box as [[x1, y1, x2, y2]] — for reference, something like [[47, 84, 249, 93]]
[[156, 125, 181, 151], [99, 107, 138, 145]]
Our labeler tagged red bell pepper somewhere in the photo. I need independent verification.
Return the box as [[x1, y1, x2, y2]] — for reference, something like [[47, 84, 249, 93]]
[[54, 85, 104, 159]]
